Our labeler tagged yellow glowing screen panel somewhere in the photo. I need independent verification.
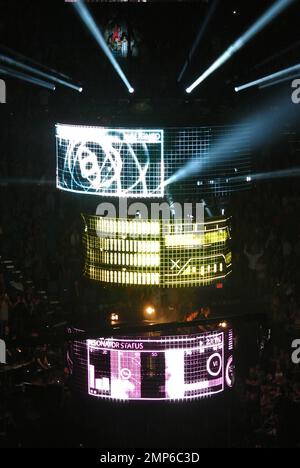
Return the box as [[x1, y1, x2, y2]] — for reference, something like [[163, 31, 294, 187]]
[[83, 215, 232, 287]]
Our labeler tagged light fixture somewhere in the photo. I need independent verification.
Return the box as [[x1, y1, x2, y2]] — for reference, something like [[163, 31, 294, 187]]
[[218, 321, 227, 328], [145, 306, 155, 316]]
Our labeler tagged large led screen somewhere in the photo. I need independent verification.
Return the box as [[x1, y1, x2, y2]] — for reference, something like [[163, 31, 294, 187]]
[[56, 125, 164, 197], [69, 329, 234, 401], [56, 124, 251, 197], [83, 215, 232, 287]]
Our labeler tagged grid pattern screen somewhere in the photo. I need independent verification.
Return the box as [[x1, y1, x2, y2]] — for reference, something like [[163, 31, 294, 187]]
[[165, 125, 251, 196], [56, 124, 251, 197], [83, 215, 232, 287], [68, 329, 234, 401]]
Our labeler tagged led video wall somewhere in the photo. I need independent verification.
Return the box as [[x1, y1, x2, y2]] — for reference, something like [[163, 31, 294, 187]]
[[56, 124, 251, 197], [83, 215, 232, 287], [56, 125, 164, 197], [69, 329, 234, 401]]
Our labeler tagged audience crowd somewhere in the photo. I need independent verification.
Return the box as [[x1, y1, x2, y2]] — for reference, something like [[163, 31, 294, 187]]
[[232, 180, 300, 447]]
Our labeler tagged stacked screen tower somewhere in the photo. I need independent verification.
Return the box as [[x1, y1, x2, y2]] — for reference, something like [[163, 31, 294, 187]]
[[56, 124, 251, 401]]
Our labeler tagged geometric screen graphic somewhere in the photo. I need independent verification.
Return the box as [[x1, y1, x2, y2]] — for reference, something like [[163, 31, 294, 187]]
[[56, 124, 164, 197], [56, 124, 251, 198], [83, 215, 232, 287], [85, 330, 234, 400]]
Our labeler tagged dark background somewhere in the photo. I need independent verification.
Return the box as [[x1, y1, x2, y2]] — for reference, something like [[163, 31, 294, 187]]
[[1, 0, 300, 124]]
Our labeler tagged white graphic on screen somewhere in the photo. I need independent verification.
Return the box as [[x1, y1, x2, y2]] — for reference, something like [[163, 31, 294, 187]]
[[110, 351, 141, 399], [56, 125, 164, 197], [87, 332, 226, 401]]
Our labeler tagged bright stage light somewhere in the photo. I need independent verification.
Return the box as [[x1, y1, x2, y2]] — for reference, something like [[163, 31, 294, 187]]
[[73, 0, 134, 94], [110, 313, 119, 323], [0, 65, 55, 90], [218, 321, 227, 329], [185, 0, 295, 94], [0, 54, 82, 92], [145, 306, 155, 316], [235, 63, 300, 92]]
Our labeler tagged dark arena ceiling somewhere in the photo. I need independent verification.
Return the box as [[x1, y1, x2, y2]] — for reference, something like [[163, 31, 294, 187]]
[[0, 0, 300, 126]]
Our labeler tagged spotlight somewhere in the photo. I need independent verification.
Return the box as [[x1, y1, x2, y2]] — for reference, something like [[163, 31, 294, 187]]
[[235, 62, 300, 92], [145, 306, 155, 316], [218, 321, 227, 329], [185, 0, 295, 93], [73, 0, 134, 94], [79, 87, 83, 93], [110, 313, 119, 323]]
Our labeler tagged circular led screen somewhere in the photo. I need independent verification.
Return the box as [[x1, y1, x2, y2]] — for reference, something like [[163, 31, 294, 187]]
[[70, 328, 234, 401]]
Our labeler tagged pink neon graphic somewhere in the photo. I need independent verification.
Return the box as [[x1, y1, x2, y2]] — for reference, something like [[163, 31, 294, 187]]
[[111, 351, 141, 399], [207, 353, 222, 377], [225, 355, 234, 387], [86, 330, 233, 401]]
